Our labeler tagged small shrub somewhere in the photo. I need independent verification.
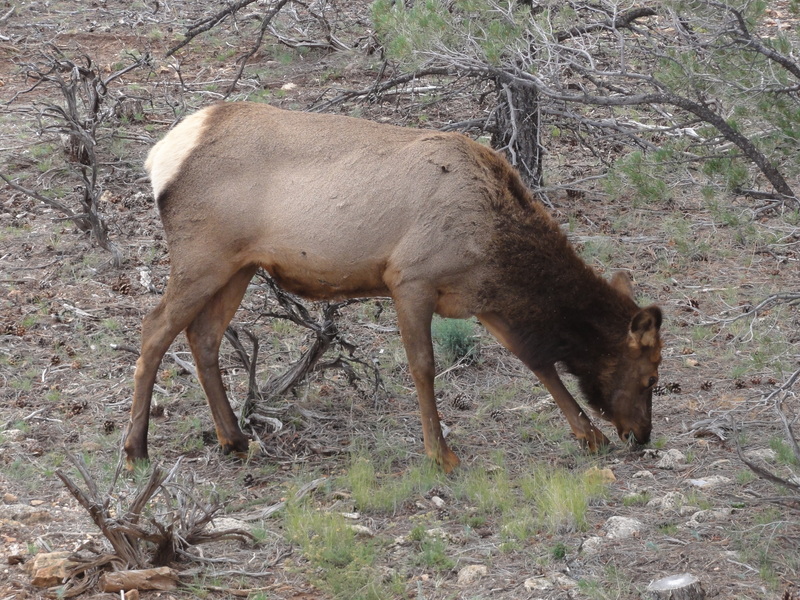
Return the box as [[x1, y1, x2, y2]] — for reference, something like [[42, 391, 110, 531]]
[[284, 501, 400, 600], [414, 535, 455, 571], [454, 466, 515, 514], [431, 317, 479, 366], [550, 541, 568, 560], [343, 454, 441, 513], [769, 437, 800, 467], [622, 492, 650, 507], [521, 466, 608, 533]]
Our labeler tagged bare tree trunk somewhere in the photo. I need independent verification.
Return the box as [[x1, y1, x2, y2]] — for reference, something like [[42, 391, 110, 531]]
[[492, 81, 543, 189]]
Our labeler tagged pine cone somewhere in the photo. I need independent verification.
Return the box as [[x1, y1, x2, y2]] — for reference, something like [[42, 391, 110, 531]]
[[451, 394, 472, 411]]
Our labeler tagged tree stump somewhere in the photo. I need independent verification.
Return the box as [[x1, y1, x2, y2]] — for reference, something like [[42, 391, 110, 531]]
[[646, 573, 706, 600]]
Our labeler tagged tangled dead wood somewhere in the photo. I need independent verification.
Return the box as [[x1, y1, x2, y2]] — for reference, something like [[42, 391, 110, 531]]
[[224, 270, 383, 438], [53, 452, 257, 596]]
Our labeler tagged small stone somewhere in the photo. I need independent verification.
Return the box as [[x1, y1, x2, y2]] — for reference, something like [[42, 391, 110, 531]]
[[3, 493, 18, 504], [744, 448, 777, 462], [281, 82, 297, 91], [524, 577, 554, 591], [208, 517, 249, 532], [687, 476, 731, 489], [580, 536, 604, 555], [457, 564, 487, 585], [647, 491, 687, 513], [29, 500, 46, 507], [585, 466, 616, 483], [604, 516, 644, 539], [340, 512, 360, 520], [687, 507, 732, 524], [3, 429, 26, 442], [349, 524, 374, 537], [656, 449, 686, 470], [633, 470, 655, 480], [425, 527, 450, 540], [29, 551, 80, 587], [0, 504, 50, 523], [430, 495, 445, 508]]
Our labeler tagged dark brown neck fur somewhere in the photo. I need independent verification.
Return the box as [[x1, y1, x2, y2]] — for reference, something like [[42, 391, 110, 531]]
[[475, 151, 638, 381]]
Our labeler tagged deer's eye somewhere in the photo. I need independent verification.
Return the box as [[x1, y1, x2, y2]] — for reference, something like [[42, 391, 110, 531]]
[[647, 376, 658, 388]]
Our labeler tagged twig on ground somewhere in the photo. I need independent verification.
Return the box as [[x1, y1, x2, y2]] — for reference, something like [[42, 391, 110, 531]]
[[240, 477, 326, 521]]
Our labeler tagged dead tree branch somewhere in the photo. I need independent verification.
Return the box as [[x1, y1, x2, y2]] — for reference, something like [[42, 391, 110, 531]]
[[166, 0, 261, 56], [56, 452, 257, 580], [733, 367, 800, 506], [310, 66, 455, 112], [556, 6, 657, 42], [222, 270, 383, 437], [224, 0, 292, 95], [165, 0, 293, 95], [3, 47, 148, 266]]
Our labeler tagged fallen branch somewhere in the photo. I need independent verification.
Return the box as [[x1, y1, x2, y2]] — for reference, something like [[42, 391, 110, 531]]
[[704, 292, 800, 325], [167, 0, 261, 56], [241, 476, 326, 521], [732, 368, 800, 504]]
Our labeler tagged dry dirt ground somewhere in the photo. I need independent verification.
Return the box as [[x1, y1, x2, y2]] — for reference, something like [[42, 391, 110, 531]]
[[1, 2, 799, 600]]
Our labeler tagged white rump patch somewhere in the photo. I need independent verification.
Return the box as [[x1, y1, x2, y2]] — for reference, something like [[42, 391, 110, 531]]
[[145, 108, 210, 200]]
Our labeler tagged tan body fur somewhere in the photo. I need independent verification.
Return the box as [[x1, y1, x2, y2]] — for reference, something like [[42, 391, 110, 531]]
[[127, 102, 663, 471]]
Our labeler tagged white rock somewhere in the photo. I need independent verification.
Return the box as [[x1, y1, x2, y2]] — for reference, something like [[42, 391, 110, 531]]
[[457, 564, 487, 585], [745, 448, 777, 462], [2, 429, 27, 442], [208, 517, 249, 532], [633, 470, 656, 480], [687, 476, 731, 489], [580, 536, 604, 555], [349, 524, 375, 537], [523, 577, 554, 591], [430, 496, 445, 508], [552, 574, 578, 588], [647, 491, 687, 512], [604, 516, 644, 539], [425, 527, 450, 539], [678, 505, 701, 517], [694, 507, 732, 522], [656, 449, 686, 470]]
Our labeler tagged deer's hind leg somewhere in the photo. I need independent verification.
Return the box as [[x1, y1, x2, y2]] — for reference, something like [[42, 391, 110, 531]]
[[125, 265, 248, 466], [185, 265, 258, 456]]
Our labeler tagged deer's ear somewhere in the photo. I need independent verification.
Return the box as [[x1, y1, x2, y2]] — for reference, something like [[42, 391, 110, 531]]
[[610, 271, 634, 299], [629, 306, 663, 349]]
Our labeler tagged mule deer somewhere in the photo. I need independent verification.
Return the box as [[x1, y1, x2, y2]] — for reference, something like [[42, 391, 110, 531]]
[[126, 102, 663, 472]]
